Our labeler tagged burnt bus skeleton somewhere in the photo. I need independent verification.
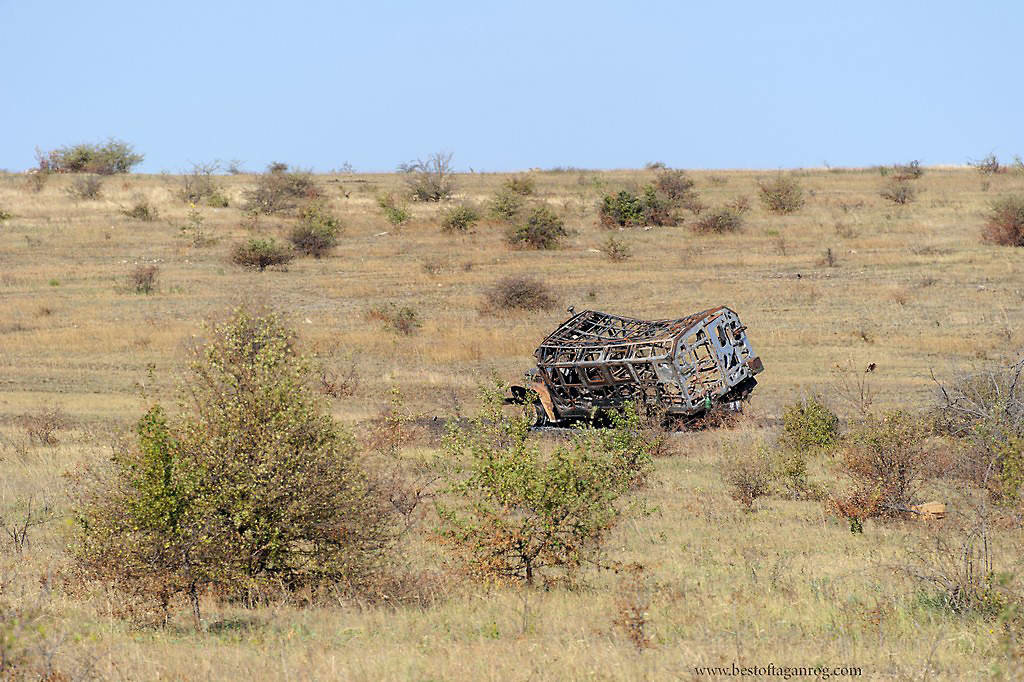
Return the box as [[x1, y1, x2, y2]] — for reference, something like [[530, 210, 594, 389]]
[[508, 306, 764, 427]]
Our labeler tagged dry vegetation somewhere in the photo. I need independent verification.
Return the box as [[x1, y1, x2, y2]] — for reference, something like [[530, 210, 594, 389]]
[[2, 164, 1024, 680]]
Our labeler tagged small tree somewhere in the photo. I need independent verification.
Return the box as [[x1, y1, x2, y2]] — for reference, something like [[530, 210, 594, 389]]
[[399, 152, 456, 201], [438, 388, 653, 584], [38, 138, 143, 174], [71, 308, 394, 626]]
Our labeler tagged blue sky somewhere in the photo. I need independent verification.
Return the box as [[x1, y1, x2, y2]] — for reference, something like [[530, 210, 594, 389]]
[[1, 1, 1021, 173]]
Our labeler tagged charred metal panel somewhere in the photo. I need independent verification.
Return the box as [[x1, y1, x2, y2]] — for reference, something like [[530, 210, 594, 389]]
[[527, 307, 763, 422]]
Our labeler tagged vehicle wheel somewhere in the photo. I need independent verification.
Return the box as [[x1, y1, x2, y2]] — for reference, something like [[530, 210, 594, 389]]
[[531, 402, 550, 427]]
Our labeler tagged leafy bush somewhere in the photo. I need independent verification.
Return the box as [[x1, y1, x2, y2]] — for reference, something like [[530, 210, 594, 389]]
[[506, 205, 567, 249], [780, 395, 840, 451], [131, 265, 159, 294], [399, 152, 455, 201], [65, 175, 103, 200], [503, 175, 535, 195], [487, 190, 524, 221], [71, 308, 394, 625], [758, 176, 805, 214], [441, 204, 480, 232], [880, 178, 916, 205], [484, 276, 556, 311], [603, 235, 632, 262], [599, 182, 685, 228], [37, 138, 143, 174], [693, 201, 748, 233], [242, 164, 319, 214], [0, 208, 11, 223], [832, 411, 932, 521], [981, 196, 1024, 247], [231, 238, 295, 271], [377, 194, 411, 226], [438, 389, 653, 583], [599, 190, 645, 227], [120, 196, 158, 222], [289, 200, 342, 257]]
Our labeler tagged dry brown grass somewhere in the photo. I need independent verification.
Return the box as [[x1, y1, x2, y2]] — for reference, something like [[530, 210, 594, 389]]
[[2, 166, 1024, 679]]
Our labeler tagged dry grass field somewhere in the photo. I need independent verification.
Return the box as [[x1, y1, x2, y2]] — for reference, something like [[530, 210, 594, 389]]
[[1, 165, 1024, 680]]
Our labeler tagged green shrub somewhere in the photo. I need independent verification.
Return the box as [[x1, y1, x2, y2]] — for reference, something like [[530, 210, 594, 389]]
[[484, 276, 556, 311], [70, 308, 394, 625], [982, 196, 1024, 247], [506, 205, 567, 249], [38, 138, 143, 174], [503, 175, 535, 195], [377, 194, 411, 226], [441, 204, 480, 232], [242, 164, 319, 214], [880, 178, 916, 205], [780, 395, 840, 451], [758, 176, 805, 214], [0, 208, 11, 223], [398, 152, 455, 201], [487, 190, 524, 221], [599, 190, 646, 227], [289, 200, 342, 257], [599, 185, 682, 228], [231, 238, 295, 270], [438, 389, 653, 583], [65, 175, 103, 200]]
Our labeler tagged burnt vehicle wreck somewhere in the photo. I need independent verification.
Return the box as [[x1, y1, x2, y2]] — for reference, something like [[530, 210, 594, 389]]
[[508, 306, 764, 427]]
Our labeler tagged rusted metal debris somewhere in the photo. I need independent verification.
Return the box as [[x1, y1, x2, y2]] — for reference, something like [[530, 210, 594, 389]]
[[509, 306, 764, 427]]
